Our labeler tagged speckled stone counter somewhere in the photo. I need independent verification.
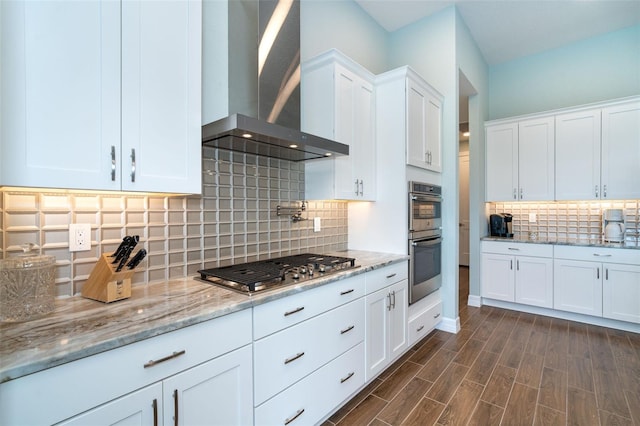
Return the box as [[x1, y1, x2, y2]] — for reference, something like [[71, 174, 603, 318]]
[[0, 250, 407, 383], [482, 236, 640, 250]]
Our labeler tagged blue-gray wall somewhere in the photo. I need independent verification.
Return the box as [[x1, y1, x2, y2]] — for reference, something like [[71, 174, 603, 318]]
[[489, 24, 640, 119]]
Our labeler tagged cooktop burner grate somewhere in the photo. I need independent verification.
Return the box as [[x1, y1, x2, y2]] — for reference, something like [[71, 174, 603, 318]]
[[197, 253, 357, 294]]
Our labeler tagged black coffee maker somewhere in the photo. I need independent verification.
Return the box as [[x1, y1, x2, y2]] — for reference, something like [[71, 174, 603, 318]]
[[490, 213, 514, 238]]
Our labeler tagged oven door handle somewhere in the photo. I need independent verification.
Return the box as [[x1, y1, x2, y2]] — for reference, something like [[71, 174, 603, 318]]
[[410, 194, 441, 202], [411, 237, 442, 247]]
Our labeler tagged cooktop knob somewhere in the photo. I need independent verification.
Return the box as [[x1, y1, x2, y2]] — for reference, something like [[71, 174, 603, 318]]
[[319, 264, 326, 273], [299, 266, 307, 274], [293, 272, 300, 279], [308, 265, 314, 276]]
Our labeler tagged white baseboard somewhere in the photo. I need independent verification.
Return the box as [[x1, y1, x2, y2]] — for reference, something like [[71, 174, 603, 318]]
[[436, 316, 460, 333], [467, 295, 482, 307], [482, 298, 640, 334]]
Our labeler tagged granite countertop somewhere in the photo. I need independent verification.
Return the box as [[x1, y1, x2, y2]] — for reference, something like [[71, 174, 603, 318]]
[[482, 236, 640, 250], [0, 250, 407, 383]]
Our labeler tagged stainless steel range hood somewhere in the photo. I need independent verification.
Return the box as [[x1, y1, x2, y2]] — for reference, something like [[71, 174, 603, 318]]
[[202, 0, 349, 161]]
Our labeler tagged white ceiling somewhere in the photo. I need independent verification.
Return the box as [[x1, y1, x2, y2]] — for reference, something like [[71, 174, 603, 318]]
[[353, 0, 640, 65]]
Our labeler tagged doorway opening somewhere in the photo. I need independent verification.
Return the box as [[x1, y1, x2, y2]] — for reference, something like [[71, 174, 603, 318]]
[[458, 71, 477, 306]]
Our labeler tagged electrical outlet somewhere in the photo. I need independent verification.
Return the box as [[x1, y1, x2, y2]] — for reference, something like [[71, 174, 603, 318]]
[[529, 213, 537, 223], [313, 217, 321, 233], [69, 223, 91, 252]]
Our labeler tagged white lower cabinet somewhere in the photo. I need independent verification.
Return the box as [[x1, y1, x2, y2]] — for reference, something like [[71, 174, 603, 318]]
[[481, 242, 553, 308], [0, 310, 253, 425], [365, 266, 408, 381], [554, 246, 640, 322], [255, 343, 365, 426], [59, 345, 253, 426]]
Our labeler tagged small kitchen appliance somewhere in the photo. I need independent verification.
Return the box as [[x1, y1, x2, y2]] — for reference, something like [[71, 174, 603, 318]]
[[197, 253, 358, 294], [490, 213, 514, 238], [603, 209, 626, 243]]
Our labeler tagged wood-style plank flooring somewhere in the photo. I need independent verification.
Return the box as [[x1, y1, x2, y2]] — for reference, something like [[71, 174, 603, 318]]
[[323, 267, 640, 426]]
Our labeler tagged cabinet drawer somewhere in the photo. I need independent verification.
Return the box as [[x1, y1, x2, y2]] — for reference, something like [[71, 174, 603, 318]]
[[408, 301, 442, 346], [482, 241, 553, 257], [255, 342, 365, 426], [254, 274, 365, 339], [554, 245, 640, 264], [0, 309, 252, 425], [365, 261, 408, 294], [254, 298, 365, 405]]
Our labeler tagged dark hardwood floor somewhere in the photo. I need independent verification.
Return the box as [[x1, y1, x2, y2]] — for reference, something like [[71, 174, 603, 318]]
[[323, 267, 640, 426]]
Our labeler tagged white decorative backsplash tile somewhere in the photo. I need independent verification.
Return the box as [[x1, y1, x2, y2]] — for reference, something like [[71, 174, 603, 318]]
[[488, 200, 640, 244], [1, 148, 348, 297]]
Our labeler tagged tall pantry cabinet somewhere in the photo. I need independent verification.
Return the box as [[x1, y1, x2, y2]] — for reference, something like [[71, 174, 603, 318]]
[[0, 0, 202, 194]]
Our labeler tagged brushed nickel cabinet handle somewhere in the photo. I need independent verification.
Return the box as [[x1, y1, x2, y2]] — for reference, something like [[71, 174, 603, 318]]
[[284, 352, 305, 365], [340, 289, 354, 296], [392, 290, 396, 309], [144, 350, 186, 368], [603, 184, 607, 198], [130, 149, 136, 182], [387, 293, 392, 311], [284, 306, 304, 316], [386, 273, 397, 279], [284, 409, 305, 425], [110, 146, 116, 181], [434, 313, 441, 319], [513, 188, 517, 199], [173, 389, 179, 426], [152, 399, 158, 426], [417, 325, 425, 332], [606, 268, 609, 280], [593, 253, 612, 257], [340, 325, 355, 334], [597, 268, 600, 280], [595, 185, 599, 198], [340, 372, 355, 383], [354, 179, 359, 195], [508, 247, 520, 251]]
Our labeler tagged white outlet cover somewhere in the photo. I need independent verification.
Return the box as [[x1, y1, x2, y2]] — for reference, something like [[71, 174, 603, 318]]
[[69, 223, 91, 252], [528, 213, 537, 223], [313, 217, 321, 232]]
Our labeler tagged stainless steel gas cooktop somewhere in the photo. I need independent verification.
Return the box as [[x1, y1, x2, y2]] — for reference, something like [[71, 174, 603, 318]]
[[197, 253, 357, 294]]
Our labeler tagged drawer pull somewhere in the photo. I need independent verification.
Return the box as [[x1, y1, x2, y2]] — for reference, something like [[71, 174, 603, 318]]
[[340, 289, 355, 295], [173, 389, 179, 426], [284, 408, 305, 425], [152, 399, 158, 426], [144, 350, 186, 368], [284, 306, 305, 316], [417, 325, 425, 332], [593, 253, 612, 257], [386, 273, 397, 279], [508, 247, 520, 251], [284, 352, 305, 364], [341, 325, 355, 334], [340, 372, 355, 383], [434, 313, 441, 319]]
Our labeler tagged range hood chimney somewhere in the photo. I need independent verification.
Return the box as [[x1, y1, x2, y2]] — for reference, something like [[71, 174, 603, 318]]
[[202, 0, 349, 161]]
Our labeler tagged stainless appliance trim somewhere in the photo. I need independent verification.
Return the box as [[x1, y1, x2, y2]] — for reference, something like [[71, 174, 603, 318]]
[[409, 234, 443, 304]]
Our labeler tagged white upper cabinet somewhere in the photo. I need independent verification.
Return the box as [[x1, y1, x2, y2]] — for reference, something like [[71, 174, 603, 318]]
[[555, 108, 602, 200], [485, 117, 555, 201], [556, 99, 640, 201], [303, 50, 376, 201], [1, 0, 202, 194], [406, 76, 443, 172], [601, 100, 640, 200]]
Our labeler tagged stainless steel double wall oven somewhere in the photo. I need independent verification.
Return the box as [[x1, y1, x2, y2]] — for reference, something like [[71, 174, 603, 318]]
[[408, 182, 442, 304]]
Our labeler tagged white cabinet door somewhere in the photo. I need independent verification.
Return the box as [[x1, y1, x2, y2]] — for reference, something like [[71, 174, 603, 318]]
[[515, 256, 553, 308], [518, 117, 555, 201], [365, 286, 389, 381], [303, 51, 375, 201], [1, 0, 201, 194], [486, 123, 518, 201], [603, 263, 640, 324], [1, 0, 121, 190], [601, 100, 640, 200], [555, 109, 601, 200], [388, 280, 408, 360], [163, 345, 253, 426], [121, 0, 202, 194], [554, 259, 602, 316], [481, 253, 515, 301], [58, 383, 162, 426], [406, 77, 442, 172]]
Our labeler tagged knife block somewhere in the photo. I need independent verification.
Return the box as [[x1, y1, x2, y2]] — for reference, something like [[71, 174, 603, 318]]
[[82, 254, 134, 303]]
